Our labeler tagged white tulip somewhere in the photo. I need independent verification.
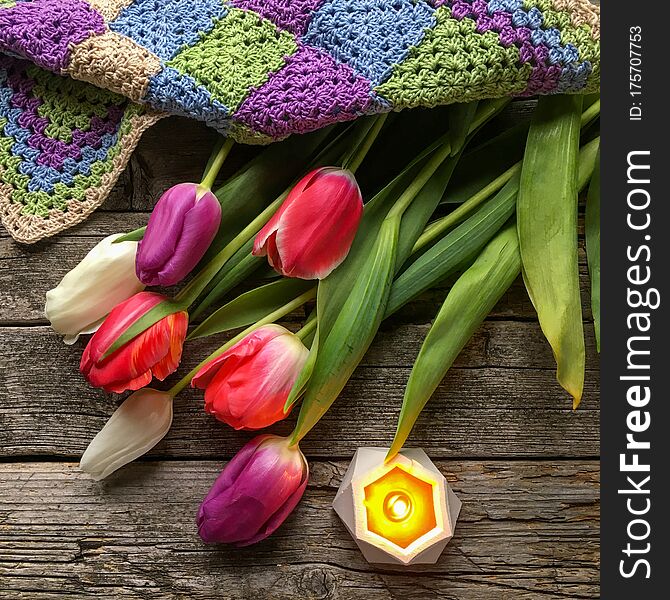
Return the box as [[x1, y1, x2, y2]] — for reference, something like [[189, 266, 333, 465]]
[[80, 389, 173, 481], [45, 234, 144, 344]]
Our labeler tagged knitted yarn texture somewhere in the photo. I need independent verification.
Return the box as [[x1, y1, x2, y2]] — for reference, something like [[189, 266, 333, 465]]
[[0, 0, 600, 243]]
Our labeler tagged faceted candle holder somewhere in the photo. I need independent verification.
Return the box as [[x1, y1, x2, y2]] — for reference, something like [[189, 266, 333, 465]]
[[333, 447, 461, 565]]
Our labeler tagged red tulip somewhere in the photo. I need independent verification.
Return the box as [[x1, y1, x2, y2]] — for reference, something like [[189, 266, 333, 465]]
[[253, 167, 363, 279], [191, 325, 308, 430], [197, 435, 308, 546], [80, 292, 188, 393]]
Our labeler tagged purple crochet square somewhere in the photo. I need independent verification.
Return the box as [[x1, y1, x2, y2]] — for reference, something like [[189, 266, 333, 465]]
[[0, 0, 105, 72], [234, 44, 378, 138], [232, 0, 327, 35]]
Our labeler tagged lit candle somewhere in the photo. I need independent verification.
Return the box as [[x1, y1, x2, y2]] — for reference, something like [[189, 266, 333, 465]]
[[333, 447, 461, 565]]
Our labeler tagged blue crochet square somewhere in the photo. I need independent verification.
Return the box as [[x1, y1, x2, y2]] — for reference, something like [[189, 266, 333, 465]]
[[303, 0, 435, 87], [110, 0, 229, 62], [145, 67, 231, 133]]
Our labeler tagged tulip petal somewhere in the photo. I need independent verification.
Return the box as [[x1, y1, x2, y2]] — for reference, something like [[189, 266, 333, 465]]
[[45, 234, 144, 341], [151, 311, 189, 380], [252, 170, 321, 256], [157, 194, 221, 286], [137, 183, 198, 275], [80, 292, 187, 393], [197, 436, 307, 545], [193, 326, 308, 430], [274, 171, 362, 279], [236, 465, 308, 546], [62, 316, 105, 345], [79, 389, 173, 480], [201, 436, 271, 510], [82, 292, 165, 366], [191, 324, 287, 389]]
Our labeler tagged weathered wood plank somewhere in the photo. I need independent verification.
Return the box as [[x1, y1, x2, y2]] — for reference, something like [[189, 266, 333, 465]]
[[0, 228, 593, 323], [0, 323, 598, 459], [0, 460, 599, 599]]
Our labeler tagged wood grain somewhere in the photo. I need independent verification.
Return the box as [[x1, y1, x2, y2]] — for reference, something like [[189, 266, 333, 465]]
[[0, 97, 600, 596], [0, 322, 599, 459], [0, 460, 599, 600], [0, 222, 593, 324]]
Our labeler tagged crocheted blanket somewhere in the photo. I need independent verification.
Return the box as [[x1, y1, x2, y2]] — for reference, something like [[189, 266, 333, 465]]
[[0, 0, 600, 243]]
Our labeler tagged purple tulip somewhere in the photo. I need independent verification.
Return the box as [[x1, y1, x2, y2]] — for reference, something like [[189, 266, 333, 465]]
[[136, 183, 221, 287], [197, 435, 309, 546]]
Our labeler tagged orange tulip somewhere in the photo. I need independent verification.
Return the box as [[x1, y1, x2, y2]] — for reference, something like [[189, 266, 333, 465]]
[[80, 292, 188, 393]]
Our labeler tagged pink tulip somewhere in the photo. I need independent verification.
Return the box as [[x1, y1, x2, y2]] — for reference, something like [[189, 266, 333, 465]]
[[80, 292, 188, 393], [191, 325, 308, 430], [253, 167, 363, 279], [136, 183, 221, 286], [197, 435, 308, 546]]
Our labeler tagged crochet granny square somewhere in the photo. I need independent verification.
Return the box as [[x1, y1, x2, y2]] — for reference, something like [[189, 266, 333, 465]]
[[0, 0, 599, 243]]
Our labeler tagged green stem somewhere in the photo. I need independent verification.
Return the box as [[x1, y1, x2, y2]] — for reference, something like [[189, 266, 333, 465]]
[[168, 288, 317, 396], [200, 137, 234, 191], [414, 162, 521, 251], [185, 117, 387, 313], [295, 316, 317, 341], [415, 100, 601, 252], [581, 99, 600, 128], [344, 114, 388, 174], [385, 98, 508, 222], [174, 190, 289, 306], [386, 139, 453, 220]]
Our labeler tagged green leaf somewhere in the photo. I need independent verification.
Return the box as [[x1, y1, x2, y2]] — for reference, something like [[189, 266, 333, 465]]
[[287, 100, 507, 438], [577, 136, 600, 193], [388, 173, 518, 314], [188, 278, 314, 340], [282, 152, 439, 412], [102, 299, 186, 360], [387, 223, 521, 460], [356, 108, 451, 195], [395, 152, 463, 269], [190, 240, 264, 319], [284, 328, 319, 412], [316, 135, 450, 344], [448, 101, 478, 156], [202, 126, 335, 262], [442, 121, 529, 204], [113, 227, 145, 243], [517, 94, 585, 407], [585, 148, 600, 352], [291, 216, 399, 441], [290, 143, 459, 426]]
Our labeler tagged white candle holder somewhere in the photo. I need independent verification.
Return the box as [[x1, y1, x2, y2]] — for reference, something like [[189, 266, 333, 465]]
[[333, 447, 461, 565]]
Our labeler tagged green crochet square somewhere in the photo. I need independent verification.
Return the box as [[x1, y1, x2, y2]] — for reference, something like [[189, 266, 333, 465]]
[[167, 8, 298, 113], [375, 7, 531, 109]]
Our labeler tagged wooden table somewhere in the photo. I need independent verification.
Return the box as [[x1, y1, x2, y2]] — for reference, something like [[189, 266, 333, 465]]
[[0, 115, 599, 599]]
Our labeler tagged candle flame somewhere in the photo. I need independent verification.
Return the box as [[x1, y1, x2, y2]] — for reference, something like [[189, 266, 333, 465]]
[[364, 466, 436, 549]]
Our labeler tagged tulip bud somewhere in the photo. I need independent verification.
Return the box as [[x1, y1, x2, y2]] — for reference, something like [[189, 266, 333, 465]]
[[191, 325, 308, 430], [197, 435, 308, 546], [80, 388, 173, 480], [45, 234, 145, 344], [80, 291, 188, 393], [253, 167, 363, 280], [136, 183, 222, 287]]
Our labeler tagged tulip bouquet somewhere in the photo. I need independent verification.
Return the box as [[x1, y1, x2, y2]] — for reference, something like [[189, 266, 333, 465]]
[[46, 95, 600, 546]]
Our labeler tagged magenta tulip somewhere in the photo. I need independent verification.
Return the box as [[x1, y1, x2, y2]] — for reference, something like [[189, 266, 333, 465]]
[[197, 435, 308, 546], [191, 325, 308, 430], [253, 167, 363, 280], [136, 183, 221, 286]]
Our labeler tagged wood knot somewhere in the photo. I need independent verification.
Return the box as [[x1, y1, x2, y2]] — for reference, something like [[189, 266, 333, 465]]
[[298, 567, 337, 600]]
